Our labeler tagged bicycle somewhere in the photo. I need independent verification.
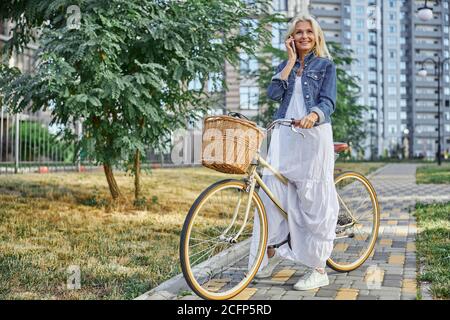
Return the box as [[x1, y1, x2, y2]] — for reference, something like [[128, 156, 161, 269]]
[[180, 116, 380, 300]]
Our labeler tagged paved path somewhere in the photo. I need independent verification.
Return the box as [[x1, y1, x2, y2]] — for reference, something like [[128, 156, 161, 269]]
[[137, 164, 450, 300]]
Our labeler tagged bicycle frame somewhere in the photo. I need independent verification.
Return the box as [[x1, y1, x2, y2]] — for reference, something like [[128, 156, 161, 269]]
[[229, 151, 355, 242], [223, 118, 355, 243], [225, 152, 288, 243]]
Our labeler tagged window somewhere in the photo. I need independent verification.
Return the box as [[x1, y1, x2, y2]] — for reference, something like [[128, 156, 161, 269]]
[[240, 52, 258, 75], [272, 22, 287, 50], [208, 72, 223, 92], [355, 19, 364, 28], [240, 19, 258, 40], [355, 6, 365, 14], [388, 87, 397, 95], [388, 112, 397, 120], [188, 75, 202, 91], [388, 125, 397, 134], [387, 62, 397, 70], [416, 125, 436, 133], [400, 112, 407, 120], [272, 0, 287, 11], [387, 37, 397, 45], [240, 86, 259, 110]]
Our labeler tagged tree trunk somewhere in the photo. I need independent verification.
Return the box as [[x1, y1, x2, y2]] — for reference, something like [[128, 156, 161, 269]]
[[134, 149, 141, 200], [103, 164, 122, 200]]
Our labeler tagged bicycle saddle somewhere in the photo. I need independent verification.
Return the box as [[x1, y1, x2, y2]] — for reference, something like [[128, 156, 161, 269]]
[[334, 142, 349, 153]]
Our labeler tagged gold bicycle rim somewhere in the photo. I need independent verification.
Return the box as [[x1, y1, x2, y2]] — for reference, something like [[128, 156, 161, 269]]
[[327, 171, 380, 272], [182, 180, 268, 300]]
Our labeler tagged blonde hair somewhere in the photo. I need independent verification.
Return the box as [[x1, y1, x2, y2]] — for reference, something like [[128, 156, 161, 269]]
[[285, 14, 333, 60]]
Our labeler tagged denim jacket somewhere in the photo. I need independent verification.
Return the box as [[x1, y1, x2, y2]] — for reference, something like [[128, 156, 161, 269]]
[[267, 51, 337, 126]]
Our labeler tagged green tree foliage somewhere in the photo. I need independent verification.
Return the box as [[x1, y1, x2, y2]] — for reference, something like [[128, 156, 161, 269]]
[[0, 0, 274, 199], [250, 41, 367, 153]]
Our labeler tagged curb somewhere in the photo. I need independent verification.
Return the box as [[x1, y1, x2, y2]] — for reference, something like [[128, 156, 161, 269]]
[[134, 239, 251, 300]]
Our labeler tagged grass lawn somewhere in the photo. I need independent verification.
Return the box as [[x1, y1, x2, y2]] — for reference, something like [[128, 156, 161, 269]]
[[0, 162, 385, 299], [414, 202, 450, 299], [0, 167, 235, 300], [416, 163, 450, 184], [334, 161, 385, 176]]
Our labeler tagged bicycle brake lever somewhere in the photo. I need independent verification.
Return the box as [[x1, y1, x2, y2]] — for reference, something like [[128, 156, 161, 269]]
[[290, 124, 306, 138]]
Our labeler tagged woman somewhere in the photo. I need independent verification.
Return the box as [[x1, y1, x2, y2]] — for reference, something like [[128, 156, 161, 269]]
[[248, 14, 339, 291]]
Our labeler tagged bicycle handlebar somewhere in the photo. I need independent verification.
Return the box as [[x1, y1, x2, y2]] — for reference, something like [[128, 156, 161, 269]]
[[264, 118, 306, 138]]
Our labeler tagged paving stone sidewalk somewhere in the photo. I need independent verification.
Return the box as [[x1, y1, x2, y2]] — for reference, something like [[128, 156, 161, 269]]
[[137, 163, 450, 300]]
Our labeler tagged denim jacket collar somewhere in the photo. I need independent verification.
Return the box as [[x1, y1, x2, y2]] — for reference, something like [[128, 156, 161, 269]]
[[296, 51, 315, 66]]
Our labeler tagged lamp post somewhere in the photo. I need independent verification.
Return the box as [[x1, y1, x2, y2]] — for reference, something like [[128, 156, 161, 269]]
[[417, 0, 441, 21], [418, 57, 450, 166], [403, 128, 410, 160]]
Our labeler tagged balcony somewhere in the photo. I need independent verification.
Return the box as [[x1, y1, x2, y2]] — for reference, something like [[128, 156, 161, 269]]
[[319, 22, 342, 31], [414, 30, 442, 38], [415, 80, 439, 88], [414, 42, 443, 50], [413, 4, 442, 14], [414, 93, 439, 100], [310, 8, 342, 18]]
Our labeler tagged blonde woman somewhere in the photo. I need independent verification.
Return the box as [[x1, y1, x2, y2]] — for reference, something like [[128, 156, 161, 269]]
[[248, 14, 339, 291]]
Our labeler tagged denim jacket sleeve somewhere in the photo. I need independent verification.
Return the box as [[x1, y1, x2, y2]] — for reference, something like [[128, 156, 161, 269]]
[[310, 61, 337, 125], [266, 61, 288, 102]]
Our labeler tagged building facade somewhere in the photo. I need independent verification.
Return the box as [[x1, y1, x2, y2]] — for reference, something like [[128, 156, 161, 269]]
[[2, 1, 450, 162], [223, 0, 450, 160]]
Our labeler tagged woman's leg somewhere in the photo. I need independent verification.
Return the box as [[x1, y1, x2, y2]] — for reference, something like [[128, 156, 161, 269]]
[[267, 247, 275, 258], [315, 267, 325, 274]]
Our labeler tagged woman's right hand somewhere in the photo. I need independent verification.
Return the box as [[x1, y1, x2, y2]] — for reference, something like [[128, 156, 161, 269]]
[[285, 36, 297, 63]]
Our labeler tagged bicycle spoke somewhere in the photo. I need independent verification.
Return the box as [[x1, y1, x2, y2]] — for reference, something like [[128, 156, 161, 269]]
[[331, 173, 379, 270], [181, 180, 267, 299]]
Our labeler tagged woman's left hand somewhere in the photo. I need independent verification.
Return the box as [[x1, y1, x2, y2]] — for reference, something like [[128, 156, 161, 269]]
[[293, 112, 319, 129]]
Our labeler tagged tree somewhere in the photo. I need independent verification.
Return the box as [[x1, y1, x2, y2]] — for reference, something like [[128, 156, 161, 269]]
[[0, 0, 274, 200], [250, 41, 367, 153]]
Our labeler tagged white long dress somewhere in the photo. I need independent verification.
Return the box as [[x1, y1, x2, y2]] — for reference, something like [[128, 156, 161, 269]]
[[248, 75, 340, 270]]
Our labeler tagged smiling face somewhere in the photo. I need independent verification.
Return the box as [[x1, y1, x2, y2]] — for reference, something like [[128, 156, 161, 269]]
[[292, 21, 316, 55]]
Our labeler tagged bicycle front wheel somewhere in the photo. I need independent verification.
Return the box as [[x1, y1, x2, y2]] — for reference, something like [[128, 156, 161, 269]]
[[327, 171, 380, 272], [180, 179, 268, 300]]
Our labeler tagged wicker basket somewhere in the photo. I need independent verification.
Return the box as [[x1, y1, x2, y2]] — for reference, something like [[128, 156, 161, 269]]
[[201, 115, 265, 174]]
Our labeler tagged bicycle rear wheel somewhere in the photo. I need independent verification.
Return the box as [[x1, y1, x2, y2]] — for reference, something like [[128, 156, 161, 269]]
[[180, 179, 268, 300], [327, 171, 380, 272]]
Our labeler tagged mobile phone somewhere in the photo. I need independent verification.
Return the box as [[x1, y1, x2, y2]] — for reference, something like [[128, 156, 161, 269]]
[[291, 40, 295, 52]]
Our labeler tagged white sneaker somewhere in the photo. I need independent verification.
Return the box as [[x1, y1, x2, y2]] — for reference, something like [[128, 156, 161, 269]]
[[293, 268, 329, 291], [254, 250, 282, 279]]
